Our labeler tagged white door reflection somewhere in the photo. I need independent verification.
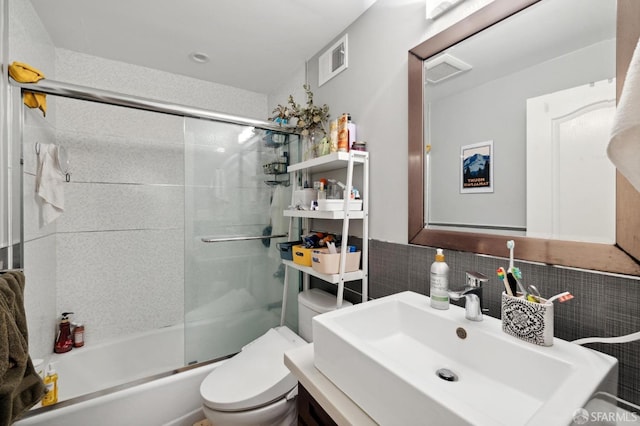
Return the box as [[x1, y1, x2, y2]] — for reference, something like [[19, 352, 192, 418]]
[[526, 79, 616, 243]]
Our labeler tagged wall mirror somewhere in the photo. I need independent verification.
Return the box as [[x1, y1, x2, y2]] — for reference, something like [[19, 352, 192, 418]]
[[408, 0, 640, 275]]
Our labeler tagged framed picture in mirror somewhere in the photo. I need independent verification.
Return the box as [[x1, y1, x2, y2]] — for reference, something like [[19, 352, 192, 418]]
[[460, 140, 493, 194]]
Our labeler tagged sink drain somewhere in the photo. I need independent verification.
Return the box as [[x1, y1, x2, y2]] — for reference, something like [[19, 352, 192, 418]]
[[456, 327, 467, 339], [436, 368, 458, 382]]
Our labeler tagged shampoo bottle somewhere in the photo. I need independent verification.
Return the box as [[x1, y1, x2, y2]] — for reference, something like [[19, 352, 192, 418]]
[[430, 248, 450, 309], [337, 113, 349, 152], [347, 114, 357, 150], [41, 364, 58, 406]]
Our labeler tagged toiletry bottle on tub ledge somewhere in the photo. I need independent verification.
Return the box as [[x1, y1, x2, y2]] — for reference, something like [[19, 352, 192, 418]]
[[41, 364, 58, 406], [54, 312, 74, 353], [430, 249, 450, 309]]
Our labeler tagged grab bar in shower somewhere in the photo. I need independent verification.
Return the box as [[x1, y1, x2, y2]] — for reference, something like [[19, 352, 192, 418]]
[[201, 233, 288, 243]]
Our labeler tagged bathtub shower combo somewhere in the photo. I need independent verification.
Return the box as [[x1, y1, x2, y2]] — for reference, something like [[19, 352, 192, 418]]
[[9, 78, 302, 424]]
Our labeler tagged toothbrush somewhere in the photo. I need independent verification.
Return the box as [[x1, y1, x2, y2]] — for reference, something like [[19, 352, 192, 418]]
[[509, 267, 527, 295], [512, 267, 522, 280], [507, 240, 515, 272], [506, 271, 524, 296], [497, 267, 514, 296], [546, 291, 574, 304], [505, 240, 526, 295]]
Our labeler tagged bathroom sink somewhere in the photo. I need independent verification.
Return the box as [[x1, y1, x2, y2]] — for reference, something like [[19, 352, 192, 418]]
[[312, 291, 618, 426]]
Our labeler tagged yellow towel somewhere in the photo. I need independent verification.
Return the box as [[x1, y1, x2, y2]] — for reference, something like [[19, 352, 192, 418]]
[[8, 61, 47, 116]]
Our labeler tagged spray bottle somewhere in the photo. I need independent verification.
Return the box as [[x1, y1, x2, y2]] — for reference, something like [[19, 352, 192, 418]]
[[430, 249, 450, 309]]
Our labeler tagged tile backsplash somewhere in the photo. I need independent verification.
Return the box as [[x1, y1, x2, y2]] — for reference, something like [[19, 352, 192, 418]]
[[366, 239, 640, 406]]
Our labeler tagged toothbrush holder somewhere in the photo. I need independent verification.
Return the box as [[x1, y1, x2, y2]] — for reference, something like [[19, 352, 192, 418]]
[[501, 292, 554, 347]]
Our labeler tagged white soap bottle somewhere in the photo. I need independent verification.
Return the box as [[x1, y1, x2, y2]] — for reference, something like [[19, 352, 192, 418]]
[[430, 248, 450, 309]]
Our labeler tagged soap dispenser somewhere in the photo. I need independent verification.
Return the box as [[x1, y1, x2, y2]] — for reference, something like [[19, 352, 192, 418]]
[[54, 312, 74, 353], [430, 249, 450, 310]]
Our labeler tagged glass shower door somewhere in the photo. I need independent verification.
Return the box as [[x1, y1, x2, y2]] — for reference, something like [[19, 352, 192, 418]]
[[184, 118, 296, 364]]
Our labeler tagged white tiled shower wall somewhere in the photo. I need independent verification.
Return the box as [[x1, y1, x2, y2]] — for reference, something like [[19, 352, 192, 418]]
[[11, 0, 271, 359]]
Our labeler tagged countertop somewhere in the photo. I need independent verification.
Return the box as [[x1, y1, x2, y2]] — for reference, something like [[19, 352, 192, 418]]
[[284, 343, 377, 426]]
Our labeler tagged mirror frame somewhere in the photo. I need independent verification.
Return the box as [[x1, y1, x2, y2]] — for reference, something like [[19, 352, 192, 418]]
[[408, 0, 640, 276]]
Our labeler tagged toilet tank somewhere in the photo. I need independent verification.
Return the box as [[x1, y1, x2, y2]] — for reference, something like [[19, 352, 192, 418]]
[[297, 288, 352, 342]]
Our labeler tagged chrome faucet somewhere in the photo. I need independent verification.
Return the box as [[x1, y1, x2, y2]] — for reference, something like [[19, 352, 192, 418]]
[[449, 271, 489, 321]]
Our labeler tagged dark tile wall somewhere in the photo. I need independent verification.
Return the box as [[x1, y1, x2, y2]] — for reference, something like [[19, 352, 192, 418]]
[[365, 239, 640, 406]]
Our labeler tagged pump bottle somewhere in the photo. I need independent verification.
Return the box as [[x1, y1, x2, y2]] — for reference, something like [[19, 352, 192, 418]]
[[54, 312, 74, 353], [430, 248, 450, 309]]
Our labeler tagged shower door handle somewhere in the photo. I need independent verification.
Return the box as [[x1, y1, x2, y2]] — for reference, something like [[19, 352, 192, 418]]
[[201, 233, 288, 243]]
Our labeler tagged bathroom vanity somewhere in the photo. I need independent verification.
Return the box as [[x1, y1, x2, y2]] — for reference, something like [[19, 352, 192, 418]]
[[284, 344, 375, 425], [285, 291, 619, 425], [297, 384, 337, 426]]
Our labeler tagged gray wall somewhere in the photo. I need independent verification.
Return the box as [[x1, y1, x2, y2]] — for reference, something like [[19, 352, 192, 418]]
[[369, 241, 640, 406], [429, 39, 614, 229], [302, 0, 496, 244], [300, 0, 640, 406]]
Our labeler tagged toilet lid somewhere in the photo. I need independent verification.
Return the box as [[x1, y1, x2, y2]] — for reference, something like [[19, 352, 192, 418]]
[[200, 327, 306, 412]]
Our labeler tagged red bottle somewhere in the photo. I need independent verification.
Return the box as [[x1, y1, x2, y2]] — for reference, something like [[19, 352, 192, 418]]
[[54, 312, 74, 353]]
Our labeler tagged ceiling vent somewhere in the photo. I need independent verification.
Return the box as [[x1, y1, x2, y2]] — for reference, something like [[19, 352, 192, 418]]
[[319, 34, 348, 87], [426, 0, 467, 20], [424, 53, 472, 84]]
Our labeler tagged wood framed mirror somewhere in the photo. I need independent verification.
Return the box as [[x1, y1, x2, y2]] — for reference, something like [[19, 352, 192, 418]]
[[408, 0, 640, 275]]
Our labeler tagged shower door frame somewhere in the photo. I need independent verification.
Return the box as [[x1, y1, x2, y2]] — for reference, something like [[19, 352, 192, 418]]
[[8, 77, 300, 412], [10, 78, 298, 132]]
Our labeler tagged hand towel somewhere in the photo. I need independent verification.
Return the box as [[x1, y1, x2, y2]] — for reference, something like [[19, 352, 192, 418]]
[[8, 61, 47, 117], [268, 185, 290, 260], [607, 38, 640, 192], [0, 271, 46, 424], [36, 143, 65, 225]]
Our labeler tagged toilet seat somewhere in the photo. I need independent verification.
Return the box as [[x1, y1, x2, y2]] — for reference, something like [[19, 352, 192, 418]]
[[200, 326, 306, 412]]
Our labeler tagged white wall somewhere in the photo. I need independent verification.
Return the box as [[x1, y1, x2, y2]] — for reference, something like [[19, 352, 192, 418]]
[[10, 0, 59, 359], [293, 0, 494, 244]]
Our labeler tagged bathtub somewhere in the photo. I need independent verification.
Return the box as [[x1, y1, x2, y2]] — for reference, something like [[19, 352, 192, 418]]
[[15, 299, 279, 426], [15, 360, 224, 426], [42, 324, 185, 403], [15, 323, 228, 426]]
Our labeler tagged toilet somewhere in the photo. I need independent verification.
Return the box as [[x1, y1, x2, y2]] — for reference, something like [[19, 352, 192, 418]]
[[200, 288, 351, 426]]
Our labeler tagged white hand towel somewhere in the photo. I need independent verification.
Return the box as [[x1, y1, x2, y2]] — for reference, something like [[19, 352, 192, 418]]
[[607, 38, 640, 192], [35, 143, 65, 225], [269, 185, 290, 260]]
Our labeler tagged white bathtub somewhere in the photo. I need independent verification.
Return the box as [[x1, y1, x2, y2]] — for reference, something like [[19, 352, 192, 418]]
[[46, 324, 185, 402], [15, 360, 224, 426], [15, 324, 217, 426], [15, 299, 279, 426]]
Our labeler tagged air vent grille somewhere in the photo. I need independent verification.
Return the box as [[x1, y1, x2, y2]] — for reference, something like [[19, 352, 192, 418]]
[[319, 34, 348, 87], [425, 53, 472, 84]]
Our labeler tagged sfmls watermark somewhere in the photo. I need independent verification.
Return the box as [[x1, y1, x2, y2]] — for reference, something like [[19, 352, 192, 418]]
[[573, 408, 639, 424]]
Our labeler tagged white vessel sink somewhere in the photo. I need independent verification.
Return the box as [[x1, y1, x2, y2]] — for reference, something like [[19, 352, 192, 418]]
[[313, 291, 618, 425]]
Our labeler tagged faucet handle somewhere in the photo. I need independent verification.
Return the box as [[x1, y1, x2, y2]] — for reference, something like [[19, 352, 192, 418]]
[[465, 271, 489, 288]]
